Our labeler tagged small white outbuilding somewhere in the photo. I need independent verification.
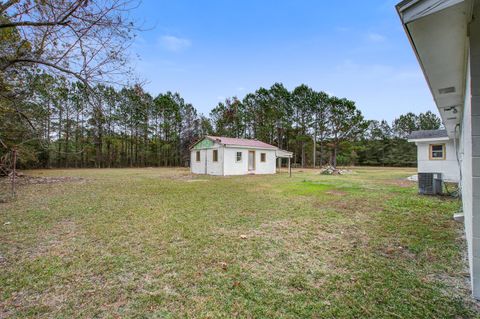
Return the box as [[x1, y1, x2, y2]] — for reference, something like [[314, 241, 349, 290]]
[[408, 129, 460, 182], [190, 136, 293, 176]]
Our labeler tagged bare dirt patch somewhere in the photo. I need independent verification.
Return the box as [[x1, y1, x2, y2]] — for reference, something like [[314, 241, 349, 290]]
[[316, 195, 390, 215], [0, 175, 86, 187], [185, 179, 208, 183], [0, 175, 87, 202], [382, 179, 416, 188], [377, 243, 417, 260], [325, 190, 347, 196], [164, 173, 207, 182]]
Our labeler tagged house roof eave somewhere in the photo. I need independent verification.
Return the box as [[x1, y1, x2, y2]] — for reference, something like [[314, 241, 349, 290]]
[[396, 0, 472, 138]]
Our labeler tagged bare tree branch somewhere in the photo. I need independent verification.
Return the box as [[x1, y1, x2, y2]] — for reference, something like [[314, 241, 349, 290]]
[[0, 20, 70, 29], [0, 0, 18, 13]]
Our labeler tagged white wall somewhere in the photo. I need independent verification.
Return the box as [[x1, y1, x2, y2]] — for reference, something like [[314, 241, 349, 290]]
[[468, 10, 480, 298], [192, 144, 277, 176], [253, 149, 277, 174], [461, 52, 474, 294], [190, 143, 224, 175], [223, 147, 277, 175], [223, 148, 248, 175], [416, 140, 460, 182], [191, 149, 206, 174]]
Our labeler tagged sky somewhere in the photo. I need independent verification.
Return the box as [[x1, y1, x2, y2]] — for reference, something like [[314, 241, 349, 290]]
[[130, 0, 437, 122]]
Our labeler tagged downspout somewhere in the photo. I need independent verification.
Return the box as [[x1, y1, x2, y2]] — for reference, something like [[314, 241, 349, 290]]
[[453, 123, 464, 222], [455, 123, 463, 193]]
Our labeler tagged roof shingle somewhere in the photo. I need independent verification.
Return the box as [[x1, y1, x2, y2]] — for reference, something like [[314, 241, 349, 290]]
[[407, 129, 448, 140]]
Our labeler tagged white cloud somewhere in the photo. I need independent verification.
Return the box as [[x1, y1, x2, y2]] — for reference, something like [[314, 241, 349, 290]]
[[159, 35, 191, 52], [366, 32, 386, 43]]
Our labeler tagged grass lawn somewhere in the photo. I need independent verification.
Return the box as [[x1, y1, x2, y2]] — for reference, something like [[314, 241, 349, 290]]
[[0, 167, 478, 318]]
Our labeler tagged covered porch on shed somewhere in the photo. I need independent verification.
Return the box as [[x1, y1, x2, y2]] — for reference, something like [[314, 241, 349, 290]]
[[276, 149, 294, 177]]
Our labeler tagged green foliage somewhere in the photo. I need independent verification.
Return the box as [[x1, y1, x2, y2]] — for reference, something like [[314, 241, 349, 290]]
[[1, 75, 442, 169], [393, 111, 442, 138], [419, 111, 442, 130]]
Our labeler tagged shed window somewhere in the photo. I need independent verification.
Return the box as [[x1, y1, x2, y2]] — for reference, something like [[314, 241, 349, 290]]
[[430, 144, 445, 160], [236, 152, 242, 162], [260, 153, 266, 162], [196, 151, 200, 162], [213, 150, 218, 162]]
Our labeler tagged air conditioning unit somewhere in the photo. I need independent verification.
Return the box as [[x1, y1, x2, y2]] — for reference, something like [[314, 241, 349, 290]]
[[418, 173, 443, 195]]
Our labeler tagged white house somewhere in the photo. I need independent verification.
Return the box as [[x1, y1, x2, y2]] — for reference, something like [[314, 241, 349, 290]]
[[190, 136, 293, 176], [408, 129, 460, 182], [396, 0, 480, 297]]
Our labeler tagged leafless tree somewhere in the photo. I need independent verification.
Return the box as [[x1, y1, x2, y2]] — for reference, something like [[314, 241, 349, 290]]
[[0, 0, 139, 88], [0, 0, 140, 177]]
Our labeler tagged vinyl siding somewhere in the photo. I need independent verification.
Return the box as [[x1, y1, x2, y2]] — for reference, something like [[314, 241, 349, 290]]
[[415, 140, 460, 182]]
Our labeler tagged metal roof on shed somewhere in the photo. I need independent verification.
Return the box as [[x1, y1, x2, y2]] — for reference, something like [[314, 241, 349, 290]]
[[206, 136, 278, 149]]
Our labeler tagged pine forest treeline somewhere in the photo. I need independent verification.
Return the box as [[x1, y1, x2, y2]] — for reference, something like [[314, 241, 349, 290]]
[[2, 76, 442, 169]]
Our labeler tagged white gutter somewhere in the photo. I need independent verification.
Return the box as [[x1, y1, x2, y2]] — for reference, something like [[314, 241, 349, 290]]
[[224, 144, 277, 151], [397, 0, 465, 23], [407, 137, 450, 143]]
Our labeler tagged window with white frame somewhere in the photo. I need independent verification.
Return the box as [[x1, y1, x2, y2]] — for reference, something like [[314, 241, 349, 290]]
[[236, 152, 242, 162]]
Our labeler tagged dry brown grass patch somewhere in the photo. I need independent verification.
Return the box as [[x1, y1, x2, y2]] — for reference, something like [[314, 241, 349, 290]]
[[215, 219, 369, 284], [30, 220, 82, 260]]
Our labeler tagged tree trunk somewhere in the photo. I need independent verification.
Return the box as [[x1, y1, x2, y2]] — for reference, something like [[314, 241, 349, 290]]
[[95, 130, 102, 168], [319, 140, 324, 167], [46, 100, 51, 168], [144, 130, 148, 167], [75, 109, 80, 168], [301, 142, 305, 168], [129, 127, 133, 167], [94, 105, 103, 168], [64, 108, 70, 168], [80, 107, 85, 168], [134, 129, 138, 167], [333, 143, 338, 168], [57, 104, 62, 167]]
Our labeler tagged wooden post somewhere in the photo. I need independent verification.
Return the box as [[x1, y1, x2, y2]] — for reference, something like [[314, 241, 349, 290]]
[[288, 157, 291, 177], [11, 147, 17, 198]]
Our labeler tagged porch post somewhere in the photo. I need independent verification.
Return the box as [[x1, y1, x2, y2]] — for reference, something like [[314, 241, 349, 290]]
[[288, 157, 291, 177]]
